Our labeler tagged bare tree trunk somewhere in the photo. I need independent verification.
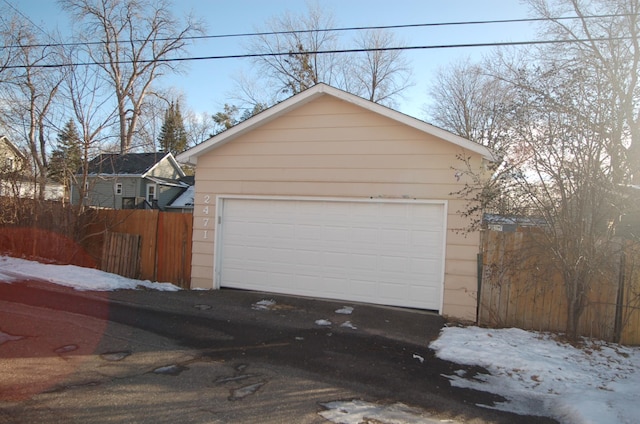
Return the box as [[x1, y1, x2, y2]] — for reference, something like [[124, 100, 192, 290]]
[[61, 0, 204, 154]]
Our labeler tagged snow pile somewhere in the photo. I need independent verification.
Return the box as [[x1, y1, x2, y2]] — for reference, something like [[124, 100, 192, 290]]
[[430, 326, 640, 424], [335, 306, 354, 314], [251, 299, 277, 310], [0, 255, 180, 292], [340, 321, 357, 330], [0, 330, 24, 345], [320, 400, 445, 424]]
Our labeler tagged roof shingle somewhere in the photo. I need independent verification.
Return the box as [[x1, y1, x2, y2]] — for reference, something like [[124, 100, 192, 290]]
[[85, 153, 166, 175]]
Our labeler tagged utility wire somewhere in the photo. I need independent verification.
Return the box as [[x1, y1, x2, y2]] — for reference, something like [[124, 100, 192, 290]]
[[1, 0, 50, 38], [1, 35, 631, 69], [0, 12, 636, 50]]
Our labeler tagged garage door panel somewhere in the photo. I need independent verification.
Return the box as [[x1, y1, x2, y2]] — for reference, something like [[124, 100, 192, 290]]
[[350, 227, 380, 244], [412, 236, 442, 250], [380, 229, 410, 245], [218, 198, 445, 311], [379, 283, 409, 300], [410, 257, 441, 273], [350, 253, 379, 270], [291, 250, 322, 266], [380, 256, 409, 272], [296, 224, 324, 239], [410, 285, 439, 301]]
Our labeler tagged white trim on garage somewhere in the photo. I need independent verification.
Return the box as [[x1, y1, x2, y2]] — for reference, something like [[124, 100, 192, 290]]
[[176, 84, 496, 165], [214, 195, 447, 312]]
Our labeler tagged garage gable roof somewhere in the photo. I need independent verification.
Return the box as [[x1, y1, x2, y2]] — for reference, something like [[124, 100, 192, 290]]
[[176, 83, 496, 165]]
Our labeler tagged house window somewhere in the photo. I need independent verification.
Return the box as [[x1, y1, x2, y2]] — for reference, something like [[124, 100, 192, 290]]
[[5, 157, 13, 170], [146, 184, 157, 203], [84, 181, 89, 198], [115, 183, 123, 195]]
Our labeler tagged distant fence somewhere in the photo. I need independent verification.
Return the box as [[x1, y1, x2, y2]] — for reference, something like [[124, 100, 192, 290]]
[[479, 230, 640, 345]]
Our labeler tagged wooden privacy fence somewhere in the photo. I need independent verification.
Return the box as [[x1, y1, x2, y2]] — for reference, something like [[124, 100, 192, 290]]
[[0, 198, 96, 267], [478, 230, 640, 345], [84, 209, 193, 288]]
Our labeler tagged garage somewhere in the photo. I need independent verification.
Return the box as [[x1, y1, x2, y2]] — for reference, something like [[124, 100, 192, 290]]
[[177, 84, 495, 320], [215, 197, 446, 311]]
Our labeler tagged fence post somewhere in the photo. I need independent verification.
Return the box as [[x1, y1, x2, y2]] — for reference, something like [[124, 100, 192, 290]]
[[614, 250, 626, 343], [155, 211, 163, 282], [477, 252, 483, 324]]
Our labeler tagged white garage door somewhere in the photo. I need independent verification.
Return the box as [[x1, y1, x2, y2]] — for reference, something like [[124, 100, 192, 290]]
[[216, 197, 446, 311]]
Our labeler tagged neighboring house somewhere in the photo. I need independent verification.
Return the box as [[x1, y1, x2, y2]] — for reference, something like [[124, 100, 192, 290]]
[[0, 135, 27, 176], [0, 135, 64, 200], [72, 152, 188, 210], [483, 213, 548, 232], [0, 135, 28, 198], [176, 83, 495, 321], [165, 175, 195, 213]]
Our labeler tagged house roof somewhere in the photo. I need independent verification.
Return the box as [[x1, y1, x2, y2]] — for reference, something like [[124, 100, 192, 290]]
[[84, 152, 185, 177], [176, 83, 497, 165], [146, 175, 189, 188], [0, 135, 26, 159], [166, 185, 195, 209]]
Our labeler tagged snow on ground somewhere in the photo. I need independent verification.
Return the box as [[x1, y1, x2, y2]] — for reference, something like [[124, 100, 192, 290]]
[[335, 306, 354, 314], [430, 326, 640, 424], [251, 299, 277, 310], [0, 330, 24, 345], [0, 255, 180, 291], [2, 255, 640, 423], [319, 400, 447, 424]]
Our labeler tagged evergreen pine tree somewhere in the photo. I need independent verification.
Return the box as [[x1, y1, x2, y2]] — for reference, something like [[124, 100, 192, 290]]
[[158, 101, 188, 155], [49, 119, 82, 189]]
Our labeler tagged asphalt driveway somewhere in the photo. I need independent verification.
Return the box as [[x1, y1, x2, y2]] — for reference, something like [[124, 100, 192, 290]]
[[0, 280, 557, 423]]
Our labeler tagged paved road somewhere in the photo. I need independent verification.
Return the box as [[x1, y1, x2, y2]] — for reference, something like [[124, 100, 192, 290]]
[[0, 281, 557, 423]]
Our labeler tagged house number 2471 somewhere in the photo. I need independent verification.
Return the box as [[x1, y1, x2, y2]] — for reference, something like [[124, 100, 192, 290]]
[[202, 195, 211, 239]]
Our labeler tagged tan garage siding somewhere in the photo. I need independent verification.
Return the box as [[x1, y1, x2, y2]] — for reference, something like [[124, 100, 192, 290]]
[[186, 88, 488, 320]]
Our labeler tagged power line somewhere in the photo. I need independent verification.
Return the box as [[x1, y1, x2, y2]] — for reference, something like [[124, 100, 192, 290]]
[[1, 0, 50, 38], [0, 12, 636, 50], [1, 35, 631, 70]]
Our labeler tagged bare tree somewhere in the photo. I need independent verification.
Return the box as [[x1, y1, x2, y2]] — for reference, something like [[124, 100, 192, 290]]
[[426, 53, 530, 219], [426, 57, 513, 152], [430, 0, 640, 339], [237, 1, 412, 107], [60, 0, 205, 154], [61, 44, 119, 211], [525, 0, 640, 184], [508, 63, 621, 338], [347, 29, 413, 107], [0, 16, 65, 200], [183, 110, 216, 147], [0, 11, 21, 85], [246, 0, 340, 98]]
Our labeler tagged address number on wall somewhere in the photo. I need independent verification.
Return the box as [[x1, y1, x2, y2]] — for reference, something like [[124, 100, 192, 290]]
[[202, 195, 211, 239]]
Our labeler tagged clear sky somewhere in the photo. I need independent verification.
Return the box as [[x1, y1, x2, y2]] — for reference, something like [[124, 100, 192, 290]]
[[15, 0, 536, 120]]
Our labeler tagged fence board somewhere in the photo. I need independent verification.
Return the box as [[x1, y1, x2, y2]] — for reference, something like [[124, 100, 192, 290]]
[[102, 232, 141, 279], [620, 243, 640, 345], [156, 212, 193, 288]]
